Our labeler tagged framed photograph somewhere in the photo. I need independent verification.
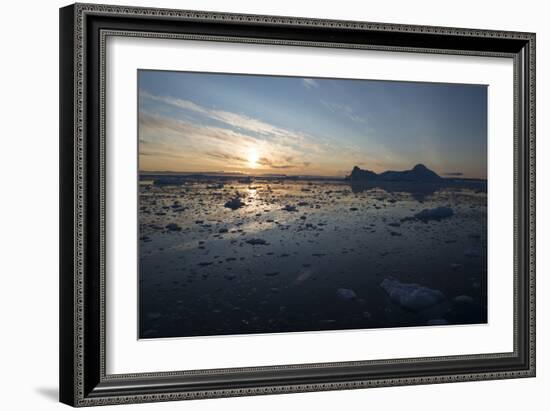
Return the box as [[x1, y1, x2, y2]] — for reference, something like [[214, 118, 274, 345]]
[[59, 3, 535, 407]]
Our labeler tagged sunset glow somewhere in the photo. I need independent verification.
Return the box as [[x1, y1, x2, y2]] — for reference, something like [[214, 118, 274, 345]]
[[138, 71, 488, 179], [247, 147, 260, 168]]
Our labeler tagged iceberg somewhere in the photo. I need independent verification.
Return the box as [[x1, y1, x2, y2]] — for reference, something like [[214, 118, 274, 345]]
[[413, 207, 454, 222], [380, 278, 445, 311], [336, 288, 358, 301]]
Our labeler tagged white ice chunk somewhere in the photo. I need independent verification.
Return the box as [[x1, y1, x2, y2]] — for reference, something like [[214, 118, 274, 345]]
[[380, 278, 445, 311]]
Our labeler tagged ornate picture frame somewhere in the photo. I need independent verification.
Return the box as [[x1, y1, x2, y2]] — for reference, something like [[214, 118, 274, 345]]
[[59, 3, 535, 407]]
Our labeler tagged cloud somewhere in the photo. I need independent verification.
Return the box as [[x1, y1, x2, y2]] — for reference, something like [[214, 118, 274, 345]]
[[256, 156, 310, 169], [140, 90, 309, 144], [139, 115, 249, 158], [320, 100, 366, 124], [150, 95, 209, 115], [258, 158, 293, 169], [138, 112, 259, 158], [138, 92, 372, 175], [205, 151, 248, 164], [138, 111, 327, 173], [302, 78, 320, 90]]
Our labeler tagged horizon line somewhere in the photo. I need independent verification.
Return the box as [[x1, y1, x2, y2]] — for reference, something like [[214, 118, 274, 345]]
[[139, 170, 487, 181]]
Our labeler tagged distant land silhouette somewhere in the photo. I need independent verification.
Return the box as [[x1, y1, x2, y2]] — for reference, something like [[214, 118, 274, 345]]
[[344, 164, 486, 201], [346, 164, 442, 182]]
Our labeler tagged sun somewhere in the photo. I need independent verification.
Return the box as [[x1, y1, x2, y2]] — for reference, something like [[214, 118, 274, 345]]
[[247, 148, 260, 168]]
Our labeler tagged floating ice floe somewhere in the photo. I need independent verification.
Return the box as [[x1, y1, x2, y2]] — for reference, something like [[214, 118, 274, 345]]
[[336, 288, 357, 301], [412, 206, 454, 222], [165, 223, 181, 231], [293, 270, 312, 286], [427, 319, 449, 326], [224, 197, 245, 210], [206, 183, 224, 189], [380, 278, 445, 311], [282, 204, 298, 212], [246, 238, 268, 245]]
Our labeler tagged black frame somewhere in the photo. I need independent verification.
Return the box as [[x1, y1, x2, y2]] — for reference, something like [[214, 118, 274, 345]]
[[60, 3, 536, 407]]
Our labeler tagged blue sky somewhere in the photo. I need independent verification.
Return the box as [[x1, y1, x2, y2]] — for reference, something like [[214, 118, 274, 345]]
[[138, 70, 487, 178]]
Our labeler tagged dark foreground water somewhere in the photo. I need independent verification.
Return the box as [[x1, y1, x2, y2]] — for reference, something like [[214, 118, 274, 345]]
[[138, 177, 487, 339]]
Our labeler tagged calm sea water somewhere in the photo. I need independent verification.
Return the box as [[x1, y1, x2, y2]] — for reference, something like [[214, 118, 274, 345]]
[[138, 178, 487, 339]]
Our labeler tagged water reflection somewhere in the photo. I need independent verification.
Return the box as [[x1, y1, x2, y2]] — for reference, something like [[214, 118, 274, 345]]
[[139, 177, 487, 339], [350, 180, 487, 202]]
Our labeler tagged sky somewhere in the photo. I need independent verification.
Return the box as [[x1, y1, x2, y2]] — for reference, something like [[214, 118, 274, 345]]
[[138, 70, 488, 179]]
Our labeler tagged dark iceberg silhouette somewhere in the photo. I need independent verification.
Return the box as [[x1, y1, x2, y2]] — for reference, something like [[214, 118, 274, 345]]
[[347, 164, 442, 182], [345, 164, 487, 201]]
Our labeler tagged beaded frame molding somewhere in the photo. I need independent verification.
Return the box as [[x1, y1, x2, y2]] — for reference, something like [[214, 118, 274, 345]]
[[59, 3, 535, 407]]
